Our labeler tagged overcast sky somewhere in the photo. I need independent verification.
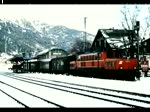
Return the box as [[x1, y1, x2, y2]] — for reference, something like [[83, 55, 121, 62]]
[[0, 5, 150, 35]]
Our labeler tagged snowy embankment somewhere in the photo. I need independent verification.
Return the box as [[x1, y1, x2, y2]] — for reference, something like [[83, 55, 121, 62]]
[[0, 53, 13, 72], [16, 72, 150, 96]]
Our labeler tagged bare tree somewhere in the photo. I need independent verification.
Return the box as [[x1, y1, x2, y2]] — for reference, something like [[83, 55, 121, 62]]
[[120, 5, 150, 56], [120, 5, 150, 41], [145, 7, 150, 38], [120, 5, 141, 30], [68, 38, 91, 54]]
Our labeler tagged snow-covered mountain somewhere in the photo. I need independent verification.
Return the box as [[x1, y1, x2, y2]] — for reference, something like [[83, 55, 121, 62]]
[[0, 18, 95, 57]]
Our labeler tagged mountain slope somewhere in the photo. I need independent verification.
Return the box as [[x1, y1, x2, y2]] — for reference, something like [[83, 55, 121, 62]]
[[0, 19, 95, 57]]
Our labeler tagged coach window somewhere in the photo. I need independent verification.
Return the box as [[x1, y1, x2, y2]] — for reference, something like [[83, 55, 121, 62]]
[[112, 62, 115, 66], [82, 57, 84, 61], [95, 55, 97, 60], [98, 53, 101, 59], [93, 55, 94, 60], [83, 56, 85, 61], [81, 57, 83, 61], [94, 55, 96, 60], [90, 55, 92, 60], [85, 56, 87, 61], [81, 56, 83, 61], [92, 55, 93, 60], [88, 56, 89, 60], [93, 55, 95, 60]]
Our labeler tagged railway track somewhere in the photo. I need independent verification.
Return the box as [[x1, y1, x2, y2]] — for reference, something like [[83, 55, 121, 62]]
[[0, 73, 65, 108], [0, 88, 28, 108], [1, 72, 150, 108], [0, 80, 65, 108]]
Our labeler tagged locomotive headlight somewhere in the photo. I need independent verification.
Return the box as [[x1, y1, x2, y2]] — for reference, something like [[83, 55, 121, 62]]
[[119, 61, 123, 65], [134, 67, 136, 69], [120, 67, 123, 69]]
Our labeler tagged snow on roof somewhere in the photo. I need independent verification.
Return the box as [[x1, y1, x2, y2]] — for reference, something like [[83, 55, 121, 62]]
[[50, 46, 60, 50], [36, 49, 49, 56], [28, 59, 38, 62], [100, 29, 134, 48], [37, 46, 62, 56], [39, 58, 52, 62]]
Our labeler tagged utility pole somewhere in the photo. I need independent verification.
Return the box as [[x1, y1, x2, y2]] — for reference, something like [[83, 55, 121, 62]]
[[4, 35, 7, 53], [136, 21, 140, 61], [134, 21, 140, 70], [84, 17, 87, 52]]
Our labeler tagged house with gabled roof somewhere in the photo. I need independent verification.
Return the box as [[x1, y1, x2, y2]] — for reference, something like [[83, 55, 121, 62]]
[[90, 29, 137, 58], [34, 47, 68, 60]]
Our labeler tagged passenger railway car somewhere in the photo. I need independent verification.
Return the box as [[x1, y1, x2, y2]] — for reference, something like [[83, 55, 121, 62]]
[[51, 54, 76, 74], [9, 56, 31, 73], [27, 59, 39, 73], [38, 59, 52, 73]]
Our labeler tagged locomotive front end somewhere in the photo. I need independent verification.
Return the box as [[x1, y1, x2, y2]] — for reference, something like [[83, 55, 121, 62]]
[[116, 59, 141, 80]]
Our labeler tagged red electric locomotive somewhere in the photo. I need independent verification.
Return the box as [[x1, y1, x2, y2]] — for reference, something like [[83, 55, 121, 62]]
[[70, 50, 140, 81]]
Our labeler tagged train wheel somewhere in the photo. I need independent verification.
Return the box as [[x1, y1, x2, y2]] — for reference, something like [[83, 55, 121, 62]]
[[136, 71, 141, 80], [134, 76, 139, 81], [129, 75, 136, 81], [144, 72, 148, 77]]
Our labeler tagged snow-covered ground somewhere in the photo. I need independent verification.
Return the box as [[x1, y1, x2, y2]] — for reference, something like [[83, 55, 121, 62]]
[[6, 70, 149, 96], [0, 69, 130, 107], [0, 91, 24, 108], [0, 63, 12, 72], [0, 53, 13, 72]]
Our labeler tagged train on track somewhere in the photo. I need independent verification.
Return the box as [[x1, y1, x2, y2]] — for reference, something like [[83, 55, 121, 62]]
[[9, 50, 141, 81]]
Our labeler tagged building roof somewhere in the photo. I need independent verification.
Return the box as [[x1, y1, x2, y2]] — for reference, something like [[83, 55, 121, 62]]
[[101, 29, 135, 48], [8, 56, 32, 62], [91, 29, 136, 51], [101, 29, 134, 37], [35, 47, 68, 59], [36, 49, 49, 56]]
